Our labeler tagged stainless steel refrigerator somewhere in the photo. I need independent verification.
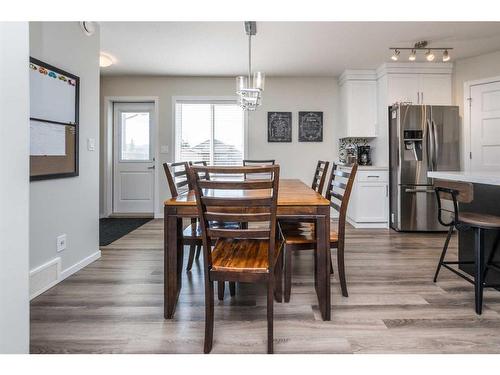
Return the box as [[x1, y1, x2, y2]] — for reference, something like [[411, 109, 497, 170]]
[[389, 104, 460, 231]]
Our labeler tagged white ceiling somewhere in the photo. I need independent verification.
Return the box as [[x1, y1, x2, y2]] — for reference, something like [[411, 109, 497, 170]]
[[99, 22, 500, 77]]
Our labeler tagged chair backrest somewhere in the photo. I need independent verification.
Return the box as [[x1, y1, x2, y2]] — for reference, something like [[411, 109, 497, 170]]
[[242, 159, 276, 180], [325, 163, 358, 243], [163, 161, 190, 198], [189, 161, 209, 182], [311, 160, 330, 195], [189, 165, 280, 274], [434, 179, 474, 226]]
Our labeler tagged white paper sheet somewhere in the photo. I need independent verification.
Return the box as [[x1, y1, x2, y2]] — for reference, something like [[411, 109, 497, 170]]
[[30, 120, 66, 156]]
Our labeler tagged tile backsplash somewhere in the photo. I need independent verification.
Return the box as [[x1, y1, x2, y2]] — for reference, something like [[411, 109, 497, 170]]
[[339, 137, 368, 163]]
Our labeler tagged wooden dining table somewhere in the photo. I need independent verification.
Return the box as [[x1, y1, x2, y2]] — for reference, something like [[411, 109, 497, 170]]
[[163, 178, 332, 321]]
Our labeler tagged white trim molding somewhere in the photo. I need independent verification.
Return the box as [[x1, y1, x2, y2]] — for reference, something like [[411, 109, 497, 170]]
[[463, 75, 500, 172], [30, 251, 101, 300], [376, 62, 453, 79]]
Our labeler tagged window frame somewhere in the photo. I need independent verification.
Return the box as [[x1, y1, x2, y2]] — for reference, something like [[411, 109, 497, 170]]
[[173, 96, 248, 165]]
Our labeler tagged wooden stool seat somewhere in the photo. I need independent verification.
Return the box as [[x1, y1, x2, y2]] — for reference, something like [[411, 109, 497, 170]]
[[211, 238, 283, 273], [280, 222, 338, 245], [459, 212, 500, 229]]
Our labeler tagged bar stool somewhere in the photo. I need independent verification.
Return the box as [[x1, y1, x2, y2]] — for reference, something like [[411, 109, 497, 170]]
[[434, 179, 500, 315]]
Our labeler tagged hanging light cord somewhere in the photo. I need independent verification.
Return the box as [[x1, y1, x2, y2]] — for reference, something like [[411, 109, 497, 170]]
[[248, 33, 252, 83]]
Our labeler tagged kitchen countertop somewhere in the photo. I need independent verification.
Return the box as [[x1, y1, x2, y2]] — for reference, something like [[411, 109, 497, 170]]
[[428, 171, 500, 186], [338, 164, 388, 171]]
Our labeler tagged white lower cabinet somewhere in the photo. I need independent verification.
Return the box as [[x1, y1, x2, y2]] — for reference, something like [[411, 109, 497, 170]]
[[339, 167, 389, 228]]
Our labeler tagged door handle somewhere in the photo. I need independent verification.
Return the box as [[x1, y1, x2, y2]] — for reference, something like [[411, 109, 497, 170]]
[[147, 165, 155, 170], [432, 120, 439, 169]]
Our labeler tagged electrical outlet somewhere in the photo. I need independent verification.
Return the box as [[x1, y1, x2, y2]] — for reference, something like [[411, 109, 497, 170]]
[[57, 234, 67, 252]]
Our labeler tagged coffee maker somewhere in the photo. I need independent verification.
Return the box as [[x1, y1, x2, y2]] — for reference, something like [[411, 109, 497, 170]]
[[357, 145, 371, 166]]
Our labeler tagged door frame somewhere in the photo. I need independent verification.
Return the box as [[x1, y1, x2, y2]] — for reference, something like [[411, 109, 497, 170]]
[[463, 76, 500, 171], [103, 96, 160, 218]]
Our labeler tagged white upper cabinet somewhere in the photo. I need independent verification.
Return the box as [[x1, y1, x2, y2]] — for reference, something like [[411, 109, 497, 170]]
[[378, 63, 453, 106], [339, 70, 378, 138]]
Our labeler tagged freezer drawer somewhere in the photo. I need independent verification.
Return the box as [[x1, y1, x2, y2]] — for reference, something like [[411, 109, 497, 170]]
[[395, 184, 447, 232]]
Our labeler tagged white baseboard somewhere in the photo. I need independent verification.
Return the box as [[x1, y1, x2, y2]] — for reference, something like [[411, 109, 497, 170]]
[[30, 258, 61, 300], [30, 250, 101, 300], [60, 250, 101, 281], [154, 212, 164, 219], [347, 217, 389, 229]]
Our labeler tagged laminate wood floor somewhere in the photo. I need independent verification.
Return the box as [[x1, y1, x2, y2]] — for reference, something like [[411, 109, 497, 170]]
[[30, 219, 500, 353]]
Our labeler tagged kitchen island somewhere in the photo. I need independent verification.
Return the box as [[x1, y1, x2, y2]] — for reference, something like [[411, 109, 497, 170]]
[[428, 171, 500, 288]]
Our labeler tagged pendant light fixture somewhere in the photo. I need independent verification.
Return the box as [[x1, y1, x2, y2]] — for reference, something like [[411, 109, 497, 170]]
[[235, 21, 265, 111]]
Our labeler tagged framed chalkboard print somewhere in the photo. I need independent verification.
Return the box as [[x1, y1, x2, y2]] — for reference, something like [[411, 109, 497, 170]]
[[29, 57, 80, 181], [268, 112, 292, 142], [299, 111, 323, 142]]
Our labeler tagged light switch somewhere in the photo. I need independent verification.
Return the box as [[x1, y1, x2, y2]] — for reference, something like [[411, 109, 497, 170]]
[[160, 145, 169, 154], [87, 138, 95, 151]]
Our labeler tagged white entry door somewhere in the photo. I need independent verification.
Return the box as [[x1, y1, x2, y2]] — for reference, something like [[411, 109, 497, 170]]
[[470, 80, 500, 170], [113, 102, 155, 214]]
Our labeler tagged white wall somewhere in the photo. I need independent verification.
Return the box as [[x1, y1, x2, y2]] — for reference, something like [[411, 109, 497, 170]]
[[0, 22, 30, 353], [453, 50, 500, 117], [100, 76, 340, 216], [29, 22, 101, 296]]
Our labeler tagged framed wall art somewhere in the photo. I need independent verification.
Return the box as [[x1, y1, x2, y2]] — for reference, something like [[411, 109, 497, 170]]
[[267, 112, 292, 142], [298, 111, 323, 142]]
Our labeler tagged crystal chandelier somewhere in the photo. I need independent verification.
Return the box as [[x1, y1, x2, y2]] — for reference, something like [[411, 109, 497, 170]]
[[236, 21, 265, 111]]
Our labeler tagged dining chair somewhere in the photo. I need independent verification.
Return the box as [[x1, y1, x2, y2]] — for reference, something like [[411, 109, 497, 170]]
[[433, 179, 500, 314], [279, 163, 358, 301], [311, 160, 330, 195], [189, 164, 282, 354], [163, 162, 201, 271], [243, 159, 276, 180]]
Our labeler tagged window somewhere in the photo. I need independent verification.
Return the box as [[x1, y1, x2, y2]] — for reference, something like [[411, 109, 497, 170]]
[[120, 111, 151, 161], [175, 100, 245, 165]]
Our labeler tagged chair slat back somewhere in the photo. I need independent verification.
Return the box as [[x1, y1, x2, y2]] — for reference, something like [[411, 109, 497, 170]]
[[163, 161, 190, 198], [325, 163, 358, 243], [189, 161, 209, 183], [243, 159, 276, 180], [434, 179, 473, 226], [190, 165, 280, 272], [311, 160, 330, 194]]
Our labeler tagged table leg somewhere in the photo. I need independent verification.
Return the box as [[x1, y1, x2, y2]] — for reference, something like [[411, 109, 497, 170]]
[[164, 207, 183, 319], [315, 210, 331, 321]]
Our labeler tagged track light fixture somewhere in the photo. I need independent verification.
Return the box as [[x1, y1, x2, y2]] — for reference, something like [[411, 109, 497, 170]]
[[408, 49, 416, 61], [391, 49, 400, 61], [389, 41, 452, 62], [425, 49, 435, 61], [442, 49, 450, 62]]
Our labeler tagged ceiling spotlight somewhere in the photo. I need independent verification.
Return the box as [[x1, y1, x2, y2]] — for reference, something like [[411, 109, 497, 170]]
[[99, 53, 114, 68], [391, 49, 400, 61], [409, 49, 416, 61], [442, 49, 450, 62], [425, 49, 435, 62]]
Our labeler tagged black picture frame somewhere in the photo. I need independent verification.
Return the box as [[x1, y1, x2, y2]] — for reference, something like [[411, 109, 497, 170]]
[[267, 112, 292, 142], [29, 57, 80, 181], [299, 111, 323, 142]]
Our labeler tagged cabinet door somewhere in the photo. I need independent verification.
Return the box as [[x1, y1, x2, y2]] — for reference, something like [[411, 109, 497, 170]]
[[387, 74, 419, 105], [354, 183, 388, 222], [346, 81, 378, 137], [419, 74, 452, 105]]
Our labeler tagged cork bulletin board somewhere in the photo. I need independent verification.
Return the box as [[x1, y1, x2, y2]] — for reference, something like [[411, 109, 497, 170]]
[[29, 57, 79, 180]]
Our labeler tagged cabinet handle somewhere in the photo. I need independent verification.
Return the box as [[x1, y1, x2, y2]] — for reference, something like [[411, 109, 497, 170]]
[[367, 175, 380, 178], [417, 92, 420, 104], [421, 92, 424, 104], [386, 185, 389, 197]]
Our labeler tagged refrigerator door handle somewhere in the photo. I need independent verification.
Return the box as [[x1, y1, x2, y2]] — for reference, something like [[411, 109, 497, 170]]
[[425, 118, 433, 171], [432, 119, 439, 170]]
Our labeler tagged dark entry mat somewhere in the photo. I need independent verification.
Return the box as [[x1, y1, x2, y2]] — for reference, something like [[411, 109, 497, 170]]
[[99, 218, 153, 246]]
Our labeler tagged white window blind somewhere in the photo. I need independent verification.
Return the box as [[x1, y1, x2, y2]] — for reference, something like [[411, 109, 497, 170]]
[[175, 101, 244, 166]]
